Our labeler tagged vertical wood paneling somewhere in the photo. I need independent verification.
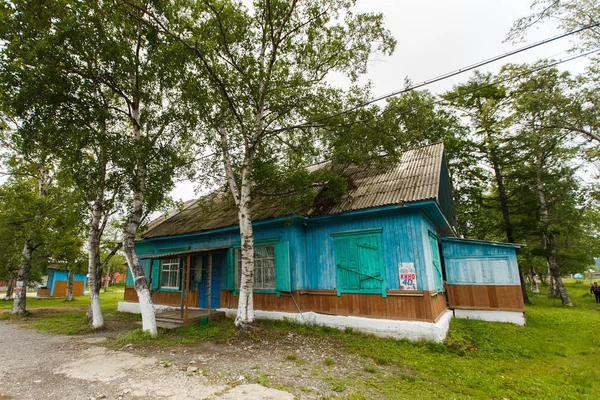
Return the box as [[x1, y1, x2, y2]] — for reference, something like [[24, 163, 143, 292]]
[[305, 210, 431, 292], [53, 281, 67, 297], [219, 289, 447, 322], [123, 286, 199, 307], [441, 239, 520, 285], [446, 284, 524, 311]]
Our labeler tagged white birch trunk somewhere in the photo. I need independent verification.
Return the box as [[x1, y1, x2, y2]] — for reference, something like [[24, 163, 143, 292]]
[[104, 266, 111, 293], [536, 158, 572, 306], [5, 279, 14, 300], [122, 98, 157, 336], [65, 269, 74, 301], [12, 239, 33, 314], [87, 179, 105, 327], [235, 169, 255, 329], [529, 267, 539, 293], [219, 128, 256, 329]]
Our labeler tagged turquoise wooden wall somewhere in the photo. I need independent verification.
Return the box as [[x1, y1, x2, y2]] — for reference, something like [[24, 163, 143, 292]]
[[128, 207, 447, 295], [305, 209, 437, 291], [441, 238, 520, 285], [129, 218, 307, 291], [48, 268, 87, 296]]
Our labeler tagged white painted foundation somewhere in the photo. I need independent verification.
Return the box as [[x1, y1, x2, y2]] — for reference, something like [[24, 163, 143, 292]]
[[220, 308, 454, 343], [453, 309, 526, 326], [118, 301, 179, 314]]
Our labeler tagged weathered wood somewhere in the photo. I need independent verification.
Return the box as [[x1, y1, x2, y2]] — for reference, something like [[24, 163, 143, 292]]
[[446, 284, 525, 311], [220, 289, 447, 322], [184, 255, 191, 325], [207, 252, 212, 312], [124, 286, 199, 308]]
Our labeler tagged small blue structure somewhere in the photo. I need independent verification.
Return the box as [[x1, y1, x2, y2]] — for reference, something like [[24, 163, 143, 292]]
[[122, 143, 525, 340], [38, 267, 87, 298]]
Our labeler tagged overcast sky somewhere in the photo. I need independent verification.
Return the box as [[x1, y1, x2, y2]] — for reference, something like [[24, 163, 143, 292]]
[[170, 0, 593, 202]]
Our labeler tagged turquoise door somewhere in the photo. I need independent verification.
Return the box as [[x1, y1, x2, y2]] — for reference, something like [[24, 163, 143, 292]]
[[429, 232, 443, 292], [333, 231, 385, 296]]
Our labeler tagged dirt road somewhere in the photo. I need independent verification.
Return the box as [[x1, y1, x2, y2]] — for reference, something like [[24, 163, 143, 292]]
[[0, 321, 293, 400]]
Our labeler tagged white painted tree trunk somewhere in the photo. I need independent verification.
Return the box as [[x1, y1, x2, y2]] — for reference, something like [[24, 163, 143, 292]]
[[12, 239, 33, 314], [87, 188, 105, 328], [219, 128, 256, 329], [235, 178, 255, 329], [122, 101, 157, 336]]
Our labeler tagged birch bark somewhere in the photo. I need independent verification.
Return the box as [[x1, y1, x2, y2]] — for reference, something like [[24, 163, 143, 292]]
[[529, 267, 540, 293], [87, 189, 104, 327], [536, 157, 572, 306], [12, 239, 33, 314], [122, 98, 157, 335], [65, 269, 74, 301], [219, 127, 256, 329]]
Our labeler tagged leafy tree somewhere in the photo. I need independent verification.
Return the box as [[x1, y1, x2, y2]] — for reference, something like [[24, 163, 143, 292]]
[[129, 0, 396, 329], [501, 63, 585, 305], [0, 0, 195, 333]]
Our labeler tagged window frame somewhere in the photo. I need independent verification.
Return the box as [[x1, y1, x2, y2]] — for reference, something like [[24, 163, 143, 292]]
[[160, 258, 181, 290], [235, 244, 276, 291]]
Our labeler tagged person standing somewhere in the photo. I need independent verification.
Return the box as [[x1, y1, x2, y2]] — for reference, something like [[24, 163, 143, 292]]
[[590, 282, 600, 304]]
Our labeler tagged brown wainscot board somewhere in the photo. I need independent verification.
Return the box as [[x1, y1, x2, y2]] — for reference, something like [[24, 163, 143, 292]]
[[220, 289, 448, 323], [124, 286, 199, 308], [446, 284, 525, 312]]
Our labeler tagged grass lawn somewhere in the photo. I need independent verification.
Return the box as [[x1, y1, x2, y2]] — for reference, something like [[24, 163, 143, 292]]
[[1, 281, 599, 399], [0, 291, 140, 334]]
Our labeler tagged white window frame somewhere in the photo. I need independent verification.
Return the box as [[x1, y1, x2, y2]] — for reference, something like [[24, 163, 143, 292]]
[[160, 258, 180, 290], [235, 244, 275, 290]]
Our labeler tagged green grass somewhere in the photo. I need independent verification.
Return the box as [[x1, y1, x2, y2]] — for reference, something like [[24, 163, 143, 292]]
[[240, 282, 600, 399], [0, 292, 139, 335], [2, 282, 599, 399]]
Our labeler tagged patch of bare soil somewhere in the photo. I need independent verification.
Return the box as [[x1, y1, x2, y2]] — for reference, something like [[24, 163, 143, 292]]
[[0, 306, 83, 315], [128, 327, 370, 399], [2, 312, 383, 399]]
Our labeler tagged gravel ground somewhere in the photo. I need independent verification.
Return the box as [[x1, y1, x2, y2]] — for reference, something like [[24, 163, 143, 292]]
[[0, 321, 296, 400]]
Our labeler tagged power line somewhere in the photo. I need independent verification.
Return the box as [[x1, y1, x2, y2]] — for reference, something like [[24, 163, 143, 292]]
[[274, 23, 599, 133], [190, 24, 599, 164], [357, 48, 600, 132]]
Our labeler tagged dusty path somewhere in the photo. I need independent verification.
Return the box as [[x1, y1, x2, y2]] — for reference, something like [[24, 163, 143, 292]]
[[0, 321, 293, 400]]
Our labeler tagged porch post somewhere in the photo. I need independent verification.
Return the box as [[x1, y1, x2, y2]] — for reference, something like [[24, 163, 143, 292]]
[[207, 252, 212, 313], [184, 254, 191, 325]]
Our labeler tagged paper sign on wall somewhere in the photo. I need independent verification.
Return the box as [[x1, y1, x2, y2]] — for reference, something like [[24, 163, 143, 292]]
[[399, 262, 417, 290]]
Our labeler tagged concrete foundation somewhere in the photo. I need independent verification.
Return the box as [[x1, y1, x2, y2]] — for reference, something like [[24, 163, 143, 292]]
[[453, 309, 525, 326]]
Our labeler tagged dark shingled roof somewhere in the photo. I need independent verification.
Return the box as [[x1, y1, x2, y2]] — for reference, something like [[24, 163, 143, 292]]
[[143, 142, 445, 239]]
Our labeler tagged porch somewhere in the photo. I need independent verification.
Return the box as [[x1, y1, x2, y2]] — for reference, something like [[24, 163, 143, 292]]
[[154, 308, 226, 329]]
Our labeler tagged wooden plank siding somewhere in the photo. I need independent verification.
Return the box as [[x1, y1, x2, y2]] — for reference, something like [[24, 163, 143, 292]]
[[37, 287, 50, 297], [220, 289, 448, 322], [51, 280, 85, 297], [446, 284, 525, 312], [124, 286, 199, 308]]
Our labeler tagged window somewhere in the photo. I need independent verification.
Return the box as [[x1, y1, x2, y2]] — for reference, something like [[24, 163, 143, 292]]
[[160, 258, 180, 289], [236, 245, 275, 290]]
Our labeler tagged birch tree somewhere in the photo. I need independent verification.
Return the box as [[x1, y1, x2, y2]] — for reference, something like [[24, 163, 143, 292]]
[[129, 0, 395, 329], [1, 0, 194, 333]]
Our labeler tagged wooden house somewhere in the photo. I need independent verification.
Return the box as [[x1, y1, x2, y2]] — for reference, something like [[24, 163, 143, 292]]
[[119, 143, 525, 341], [37, 267, 87, 297]]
